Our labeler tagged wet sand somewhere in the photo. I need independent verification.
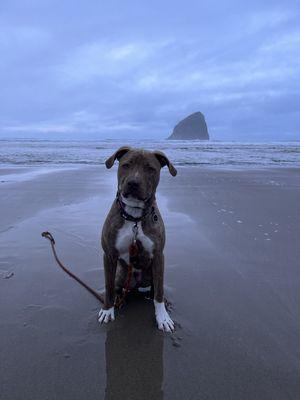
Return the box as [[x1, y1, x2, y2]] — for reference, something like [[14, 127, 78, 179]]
[[1, 165, 300, 400]]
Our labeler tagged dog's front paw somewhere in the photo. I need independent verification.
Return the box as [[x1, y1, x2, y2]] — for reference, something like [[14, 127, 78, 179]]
[[154, 300, 174, 332], [98, 307, 115, 324]]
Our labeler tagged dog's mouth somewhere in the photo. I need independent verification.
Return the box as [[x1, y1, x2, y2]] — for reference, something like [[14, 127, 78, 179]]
[[121, 194, 146, 208]]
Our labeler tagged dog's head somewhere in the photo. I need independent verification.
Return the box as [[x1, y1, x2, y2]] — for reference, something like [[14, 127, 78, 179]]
[[105, 146, 177, 203]]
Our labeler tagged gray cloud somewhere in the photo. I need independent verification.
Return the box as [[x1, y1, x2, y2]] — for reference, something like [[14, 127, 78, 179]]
[[0, 0, 299, 140]]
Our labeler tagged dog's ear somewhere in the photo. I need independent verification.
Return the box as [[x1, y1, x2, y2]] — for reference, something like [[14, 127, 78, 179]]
[[105, 146, 132, 169], [153, 151, 177, 176]]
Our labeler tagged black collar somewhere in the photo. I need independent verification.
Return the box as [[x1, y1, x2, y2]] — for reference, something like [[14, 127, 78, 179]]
[[116, 192, 154, 222]]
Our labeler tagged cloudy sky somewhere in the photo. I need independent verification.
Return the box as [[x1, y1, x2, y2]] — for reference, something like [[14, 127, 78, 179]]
[[0, 0, 299, 140]]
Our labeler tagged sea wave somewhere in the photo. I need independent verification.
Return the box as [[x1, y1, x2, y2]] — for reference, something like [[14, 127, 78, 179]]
[[0, 139, 299, 168]]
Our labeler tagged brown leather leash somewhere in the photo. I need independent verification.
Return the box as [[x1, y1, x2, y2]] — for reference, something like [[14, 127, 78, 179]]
[[42, 231, 137, 309], [42, 232, 139, 312], [42, 231, 106, 303], [42, 231, 170, 312], [42, 195, 158, 309]]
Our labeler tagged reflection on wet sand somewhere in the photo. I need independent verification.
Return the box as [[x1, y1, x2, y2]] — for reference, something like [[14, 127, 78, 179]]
[[105, 294, 164, 400]]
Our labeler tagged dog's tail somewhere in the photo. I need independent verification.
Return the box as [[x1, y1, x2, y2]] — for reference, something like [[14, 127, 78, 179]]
[[41, 231, 105, 304]]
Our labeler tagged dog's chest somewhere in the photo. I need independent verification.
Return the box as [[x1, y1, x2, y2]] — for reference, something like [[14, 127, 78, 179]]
[[115, 220, 154, 261]]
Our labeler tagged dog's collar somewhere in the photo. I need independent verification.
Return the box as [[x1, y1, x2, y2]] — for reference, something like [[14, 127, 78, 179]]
[[116, 192, 154, 222]]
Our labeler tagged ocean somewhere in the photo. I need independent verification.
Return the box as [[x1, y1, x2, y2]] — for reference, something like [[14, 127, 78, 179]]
[[0, 139, 299, 168]]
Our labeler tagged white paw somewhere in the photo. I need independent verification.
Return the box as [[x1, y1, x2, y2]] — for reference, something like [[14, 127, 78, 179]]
[[98, 307, 115, 324], [154, 300, 174, 332]]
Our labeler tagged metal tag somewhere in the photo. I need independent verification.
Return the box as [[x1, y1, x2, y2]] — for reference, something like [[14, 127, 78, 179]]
[[132, 222, 138, 241]]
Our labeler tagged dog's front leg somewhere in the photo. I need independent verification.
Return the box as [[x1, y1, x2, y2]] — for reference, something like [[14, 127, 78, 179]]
[[98, 253, 117, 324], [152, 253, 174, 332]]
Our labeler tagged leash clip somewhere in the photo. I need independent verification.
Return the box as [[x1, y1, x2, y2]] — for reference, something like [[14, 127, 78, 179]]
[[132, 222, 138, 242]]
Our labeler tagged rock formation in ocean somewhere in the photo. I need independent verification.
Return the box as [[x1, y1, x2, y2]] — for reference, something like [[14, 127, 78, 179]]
[[168, 111, 209, 140]]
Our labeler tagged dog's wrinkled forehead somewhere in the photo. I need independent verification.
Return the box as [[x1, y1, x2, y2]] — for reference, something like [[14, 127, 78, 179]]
[[119, 150, 160, 171]]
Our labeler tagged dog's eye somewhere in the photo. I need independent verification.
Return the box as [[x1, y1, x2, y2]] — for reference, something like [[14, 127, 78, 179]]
[[122, 163, 130, 169], [147, 165, 156, 173]]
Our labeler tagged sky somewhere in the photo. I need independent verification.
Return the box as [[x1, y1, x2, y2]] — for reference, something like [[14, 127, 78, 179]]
[[0, 0, 299, 140]]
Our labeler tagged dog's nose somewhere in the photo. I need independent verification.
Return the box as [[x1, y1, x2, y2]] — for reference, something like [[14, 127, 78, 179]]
[[127, 179, 140, 190]]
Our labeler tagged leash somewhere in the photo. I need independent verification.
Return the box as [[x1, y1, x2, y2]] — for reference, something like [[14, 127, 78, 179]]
[[42, 231, 105, 304], [41, 230, 139, 309], [42, 193, 155, 308]]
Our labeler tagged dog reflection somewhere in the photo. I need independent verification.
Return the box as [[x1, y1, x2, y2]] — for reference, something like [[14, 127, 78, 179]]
[[105, 294, 164, 400]]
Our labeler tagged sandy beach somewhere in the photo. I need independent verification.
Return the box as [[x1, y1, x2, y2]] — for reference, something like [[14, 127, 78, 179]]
[[1, 165, 300, 400]]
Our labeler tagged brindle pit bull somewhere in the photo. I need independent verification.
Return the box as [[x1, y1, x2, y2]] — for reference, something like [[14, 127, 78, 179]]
[[98, 146, 177, 332]]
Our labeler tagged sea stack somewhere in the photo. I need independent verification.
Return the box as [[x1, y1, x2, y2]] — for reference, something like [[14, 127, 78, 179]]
[[168, 111, 209, 140]]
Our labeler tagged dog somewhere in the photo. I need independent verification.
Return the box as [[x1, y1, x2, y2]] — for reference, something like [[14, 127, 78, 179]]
[[98, 146, 177, 332]]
